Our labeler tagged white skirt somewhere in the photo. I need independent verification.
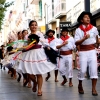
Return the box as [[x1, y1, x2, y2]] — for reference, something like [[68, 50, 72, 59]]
[[1, 54, 14, 66], [12, 51, 22, 69], [18, 48, 56, 75]]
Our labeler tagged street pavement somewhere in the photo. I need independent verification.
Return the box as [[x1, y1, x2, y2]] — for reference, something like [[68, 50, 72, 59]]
[[0, 69, 100, 100]]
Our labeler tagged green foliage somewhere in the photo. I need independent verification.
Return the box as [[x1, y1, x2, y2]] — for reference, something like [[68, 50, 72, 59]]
[[0, 0, 13, 30]]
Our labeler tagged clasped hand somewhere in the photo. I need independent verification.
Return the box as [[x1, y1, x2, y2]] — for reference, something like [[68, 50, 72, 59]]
[[84, 34, 90, 39], [62, 41, 68, 46]]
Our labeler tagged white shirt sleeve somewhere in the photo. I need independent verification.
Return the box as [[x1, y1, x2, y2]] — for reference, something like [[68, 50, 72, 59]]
[[37, 32, 48, 46], [71, 37, 76, 49], [56, 39, 62, 46], [67, 37, 76, 50], [94, 27, 99, 36], [74, 28, 81, 42]]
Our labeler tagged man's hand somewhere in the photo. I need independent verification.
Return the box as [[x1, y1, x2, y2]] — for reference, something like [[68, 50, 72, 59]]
[[62, 41, 68, 46], [84, 34, 90, 40]]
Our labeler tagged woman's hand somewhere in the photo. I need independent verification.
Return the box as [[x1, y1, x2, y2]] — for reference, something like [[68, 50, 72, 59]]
[[47, 47, 50, 50]]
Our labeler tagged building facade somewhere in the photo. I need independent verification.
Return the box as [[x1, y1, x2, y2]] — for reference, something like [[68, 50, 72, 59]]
[[46, 0, 100, 36], [2, 0, 46, 44]]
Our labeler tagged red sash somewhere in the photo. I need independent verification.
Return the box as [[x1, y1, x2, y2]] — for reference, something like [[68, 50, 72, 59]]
[[61, 35, 70, 42], [48, 37, 55, 43], [79, 24, 93, 36]]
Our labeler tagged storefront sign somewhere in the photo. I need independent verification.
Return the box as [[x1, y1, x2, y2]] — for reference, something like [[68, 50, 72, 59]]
[[59, 22, 71, 29]]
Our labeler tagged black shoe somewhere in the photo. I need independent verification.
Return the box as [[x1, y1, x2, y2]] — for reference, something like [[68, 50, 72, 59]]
[[92, 91, 98, 96], [17, 74, 21, 82], [11, 73, 13, 77], [23, 80, 28, 87], [78, 85, 84, 94], [3, 67, 5, 70]]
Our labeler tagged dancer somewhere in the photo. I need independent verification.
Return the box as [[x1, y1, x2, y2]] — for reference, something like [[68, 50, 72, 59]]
[[45, 29, 59, 82], [75, 11, 99, 96], [18, 20, 56, 96], [22, 30, 28, 40], [2, 46, 14, 76], [12, 31, 24, 79], [0, 45, 5, 69], [56, 28, 75, 86]]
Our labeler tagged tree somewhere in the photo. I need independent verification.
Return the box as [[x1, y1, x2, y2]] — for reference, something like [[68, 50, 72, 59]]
[[0, 0, 13, 30]]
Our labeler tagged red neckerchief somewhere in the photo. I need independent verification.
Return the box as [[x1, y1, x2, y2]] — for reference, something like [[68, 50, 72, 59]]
[[61, 35, 70, 42], [48, 37, 55, 43], [79, 24, 93, 36]]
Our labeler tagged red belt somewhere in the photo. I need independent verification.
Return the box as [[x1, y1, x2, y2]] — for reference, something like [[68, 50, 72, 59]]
[[22, 45, 42, 52], [60, 50, 72, 55], [80, 44, 95, 51]]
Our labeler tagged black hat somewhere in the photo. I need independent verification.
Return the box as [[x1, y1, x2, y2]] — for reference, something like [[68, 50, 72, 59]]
[[28, 34, 40, 43], [61, 27, 69, 32], [77, 11, 92, 23], [46, 29, 55, 36]]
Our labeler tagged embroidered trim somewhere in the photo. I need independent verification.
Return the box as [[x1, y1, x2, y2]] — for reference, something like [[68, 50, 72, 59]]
[[13, 57, 47, 63]]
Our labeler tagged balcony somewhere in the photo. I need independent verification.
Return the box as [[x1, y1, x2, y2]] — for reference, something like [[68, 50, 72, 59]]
[[33, 16, 42, 20], [48, 18, 56, 24], [54, 1, 66, 19]]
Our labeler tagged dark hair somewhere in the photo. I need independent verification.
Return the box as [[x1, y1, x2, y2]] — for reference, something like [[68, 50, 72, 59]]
[[1, 45, 5, 47], [29, 20, 37, 27], [22, 30, 28, 34], [7, 46, 13, 52], [17, 31, 21, 35]]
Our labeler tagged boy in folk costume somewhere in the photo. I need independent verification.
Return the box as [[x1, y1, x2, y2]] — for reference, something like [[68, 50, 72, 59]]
[[75, 11, 99, 96], [56, 28, 75, 86], [45, 29, 59, 82]]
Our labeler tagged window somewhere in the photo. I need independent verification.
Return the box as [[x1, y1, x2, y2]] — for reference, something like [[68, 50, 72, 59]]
[[23, 3, 25, 11], [27, 0, 28, 6], [61, 3, 66, 10], [52, 10, 54, 17], [39, 0, 42, 19], [52, 4, 54, 9]]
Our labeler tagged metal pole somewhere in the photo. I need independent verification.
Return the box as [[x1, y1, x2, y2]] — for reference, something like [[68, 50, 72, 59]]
[[84, 0, 90, 12]]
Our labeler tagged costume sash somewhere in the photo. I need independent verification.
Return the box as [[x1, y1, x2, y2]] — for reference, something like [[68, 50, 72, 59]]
[[60, 35, 70, 42], [48, 37, 55, 43], [79, 24, 93, 36]]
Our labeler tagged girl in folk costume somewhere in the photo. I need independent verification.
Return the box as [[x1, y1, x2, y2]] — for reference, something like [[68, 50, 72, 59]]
[[74, 11, 99, 96], [22, 30, 28, 40], [2, 46, 15, 76], [11, 31, 25, 79], [14, 30, 32, 88], [56, 28, 76, 86], [45, 29, 59, 82], [0, 45, 5, 69], [18, 20, 56, 96]]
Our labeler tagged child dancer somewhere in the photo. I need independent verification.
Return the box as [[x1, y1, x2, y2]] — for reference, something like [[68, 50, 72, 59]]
[[56, 28, 75, 86]]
